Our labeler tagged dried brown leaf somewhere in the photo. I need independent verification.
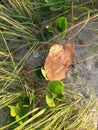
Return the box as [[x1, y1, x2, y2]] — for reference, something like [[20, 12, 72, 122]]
[[44, 43, 75, 81]]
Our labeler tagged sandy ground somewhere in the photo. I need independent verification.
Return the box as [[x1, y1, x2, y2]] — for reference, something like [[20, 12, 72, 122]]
[[0, 21, 98, 128], [69, 21, 98, 128]]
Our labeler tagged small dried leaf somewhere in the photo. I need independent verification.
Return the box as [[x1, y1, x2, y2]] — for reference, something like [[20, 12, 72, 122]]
[[44, 43, 75, 81]]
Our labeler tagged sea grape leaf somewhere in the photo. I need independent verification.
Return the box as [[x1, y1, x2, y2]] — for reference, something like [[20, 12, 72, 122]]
[[33, 66, 44, 79], [56, 17, 67, 32], [47, 80, 64, 95]]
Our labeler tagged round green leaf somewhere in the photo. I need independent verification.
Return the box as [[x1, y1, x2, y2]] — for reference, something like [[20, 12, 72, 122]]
[[47, 80, 64, 95], [46, 92, 55, 107], [56, 17, 67, 32]]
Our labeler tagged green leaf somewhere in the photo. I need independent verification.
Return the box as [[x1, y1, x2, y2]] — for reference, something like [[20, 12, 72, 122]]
[[41, 68, 48, 80], [46, 92, 55, 107], [73, 17, 78, 21], [10, 106, 16, 117], [15, 107, 28, 124], [46, 25, 55, 34], [8, 105, 20, 117], [47, 80, 64, 95], [56, 17, 67, 32], [9, 116, 16, 123], [9, 116, 19, 128], [56, 93, 65, 101], [15, 114, 27, 125], [23, 105, 29, 108], [16, 114, 23, 124], [33, 66, 44, 79]]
